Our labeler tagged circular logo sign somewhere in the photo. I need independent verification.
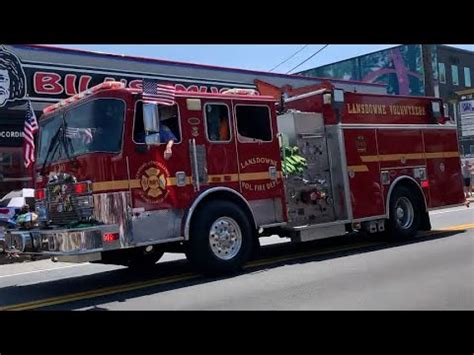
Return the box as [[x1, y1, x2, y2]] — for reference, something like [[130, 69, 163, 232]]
[[136, 161, 170, 204]]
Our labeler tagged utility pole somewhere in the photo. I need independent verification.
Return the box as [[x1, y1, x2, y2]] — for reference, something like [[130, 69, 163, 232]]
[[421, 44, 435, 97]]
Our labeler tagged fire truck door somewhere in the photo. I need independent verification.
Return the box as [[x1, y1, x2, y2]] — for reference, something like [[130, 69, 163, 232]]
[[129, 101, 192, 211], [199, 101, 240, 191], [232, 101, 285, 208]]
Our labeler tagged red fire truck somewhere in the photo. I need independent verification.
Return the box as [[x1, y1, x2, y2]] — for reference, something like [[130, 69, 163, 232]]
[[5, 81, 465, 275]]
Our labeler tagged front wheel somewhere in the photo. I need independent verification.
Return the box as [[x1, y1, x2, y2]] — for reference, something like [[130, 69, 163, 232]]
[[185, 200, 254, 276], [387, 186, 421, 240]]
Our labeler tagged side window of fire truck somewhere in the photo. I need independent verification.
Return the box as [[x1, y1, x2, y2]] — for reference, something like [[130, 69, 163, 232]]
[[65, 99, 125, 155], [158, 104, 181, 143], [236, 105, 272, 143], [133, 101, 145, 144], [204, 104, 231, 142], [133, 101, 181, 144]]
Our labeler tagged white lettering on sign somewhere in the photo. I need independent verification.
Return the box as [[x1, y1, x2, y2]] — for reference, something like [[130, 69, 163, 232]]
[[240, 157, 278, 170], [0, 131, 23, 138], [346, 103, 427, 116]]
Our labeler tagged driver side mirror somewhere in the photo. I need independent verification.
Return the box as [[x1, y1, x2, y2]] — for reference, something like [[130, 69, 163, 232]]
[[143, 102, 161, 145]]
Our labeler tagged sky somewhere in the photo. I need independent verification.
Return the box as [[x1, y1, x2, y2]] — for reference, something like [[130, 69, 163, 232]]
[[56, 45, 474, 74]]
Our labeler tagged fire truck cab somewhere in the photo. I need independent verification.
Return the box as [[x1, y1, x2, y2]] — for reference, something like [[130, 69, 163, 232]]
[[5, 81, 465, 275]]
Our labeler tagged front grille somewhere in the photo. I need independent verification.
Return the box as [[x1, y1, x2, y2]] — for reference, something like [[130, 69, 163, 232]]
[[46, 182, 93, 226]]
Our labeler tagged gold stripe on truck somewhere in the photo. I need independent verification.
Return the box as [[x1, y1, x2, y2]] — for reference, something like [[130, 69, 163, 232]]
[[360, 151, 459, 163], [347, 165, 369, 173], [92, 180, 131, 192], [92, 171, 283, 193], [425, 151, 460, 159]]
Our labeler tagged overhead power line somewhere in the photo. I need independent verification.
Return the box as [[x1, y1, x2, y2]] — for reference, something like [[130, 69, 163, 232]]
[[286, 45, 329, 74], [269, 45, 309, 72]]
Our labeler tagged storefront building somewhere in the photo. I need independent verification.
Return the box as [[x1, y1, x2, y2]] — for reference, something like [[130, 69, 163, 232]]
[[0, 44, 385, 197]]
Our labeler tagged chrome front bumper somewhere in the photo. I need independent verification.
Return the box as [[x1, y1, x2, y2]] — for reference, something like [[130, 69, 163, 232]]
[[4, 225, 120, 258]]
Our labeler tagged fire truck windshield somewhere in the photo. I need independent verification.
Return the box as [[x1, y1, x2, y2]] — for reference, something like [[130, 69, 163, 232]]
[[37, 98, 125, 165]]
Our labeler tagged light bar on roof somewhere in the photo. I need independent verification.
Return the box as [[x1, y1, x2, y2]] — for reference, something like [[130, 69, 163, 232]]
[[221, 88, 259, 96], [42, 81, 126, 114]]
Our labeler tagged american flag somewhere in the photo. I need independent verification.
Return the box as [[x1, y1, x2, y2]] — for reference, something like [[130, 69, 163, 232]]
[[142, 79, 176, 106], [65, 127, 94, 144], [23, 101, 39, 168]]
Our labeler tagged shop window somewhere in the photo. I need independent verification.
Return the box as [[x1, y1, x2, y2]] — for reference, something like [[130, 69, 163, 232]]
[[205, 104, 231, 142], [451, 65, 459, 86], [464, 67, 471, 87], [438, 63, 446, 84], [236, 105, 272, 142]]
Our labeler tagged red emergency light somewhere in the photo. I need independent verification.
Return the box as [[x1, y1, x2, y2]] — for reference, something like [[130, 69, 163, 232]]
[[35, 188, 46, 200], [73, 182, 89, 194], [103, 232, 119, 243]]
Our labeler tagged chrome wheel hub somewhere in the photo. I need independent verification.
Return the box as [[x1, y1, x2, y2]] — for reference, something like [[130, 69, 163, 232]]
[[395, 197, 414, 229], [209, 217, 242, 260]]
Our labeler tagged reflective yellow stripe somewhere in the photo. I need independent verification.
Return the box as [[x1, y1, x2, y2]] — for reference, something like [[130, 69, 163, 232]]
[[166, 177, 193, 186], [208, 171, 283, 183], [425, 151, 460, 159], [92, 171, 283, 192], [359, 155, 379, 163], [129, 179, 141, 189], [360, 151, 459, 163], [348, 165, 369, 172], [92, 180, 131, 192], [208, 174, 239, 183]]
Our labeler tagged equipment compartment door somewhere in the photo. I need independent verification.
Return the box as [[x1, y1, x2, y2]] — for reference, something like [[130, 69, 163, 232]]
[[344, 129, 385, 219], [423, 129, 464, 207]]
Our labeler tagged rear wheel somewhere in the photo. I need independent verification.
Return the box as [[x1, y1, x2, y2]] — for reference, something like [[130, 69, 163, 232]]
[[185, 200, 254, 276], [387, 186, 421, 240]]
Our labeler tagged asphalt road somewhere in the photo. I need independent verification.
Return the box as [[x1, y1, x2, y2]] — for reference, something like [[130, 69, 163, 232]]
[[0, 205, 472, 310]]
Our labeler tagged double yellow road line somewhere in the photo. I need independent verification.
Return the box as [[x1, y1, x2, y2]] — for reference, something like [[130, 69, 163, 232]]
[[1, 223, 473, 311]]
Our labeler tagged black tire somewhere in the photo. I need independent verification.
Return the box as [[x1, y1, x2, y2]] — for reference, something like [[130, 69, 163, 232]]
[[185, 200, 254, 276], [387, 186, 422, 240]]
